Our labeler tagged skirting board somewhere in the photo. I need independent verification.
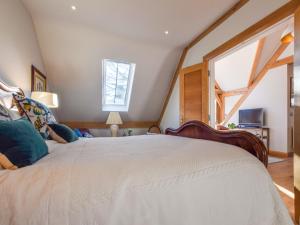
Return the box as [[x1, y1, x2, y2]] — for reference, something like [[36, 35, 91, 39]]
[[269, 149, 293, 158]]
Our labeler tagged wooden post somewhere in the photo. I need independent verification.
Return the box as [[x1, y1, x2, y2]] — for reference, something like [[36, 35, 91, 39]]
[[294, 6, 300, 224]]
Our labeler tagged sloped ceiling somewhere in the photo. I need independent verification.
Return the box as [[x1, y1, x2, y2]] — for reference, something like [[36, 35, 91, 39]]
[[21, 0, 239, 122], [215, 19, 293, 93], [215, 41, 259, 91]]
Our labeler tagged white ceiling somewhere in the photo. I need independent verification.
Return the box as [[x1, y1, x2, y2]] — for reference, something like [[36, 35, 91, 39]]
[[22, 0, 238, 48], [215, 19, 294, 93], [21, 0, 242, 122], [215, 41, 259, 91]]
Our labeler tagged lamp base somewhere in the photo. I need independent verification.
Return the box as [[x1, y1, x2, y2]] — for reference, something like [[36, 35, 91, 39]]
[[110, 124, 119, 137]]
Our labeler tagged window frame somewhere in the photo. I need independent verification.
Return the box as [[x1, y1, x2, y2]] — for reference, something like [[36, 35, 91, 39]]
[[102, 59, 136, 112]]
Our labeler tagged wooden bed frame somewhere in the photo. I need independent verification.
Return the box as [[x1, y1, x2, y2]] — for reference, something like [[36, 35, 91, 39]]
[[166, 120, 268, 167]]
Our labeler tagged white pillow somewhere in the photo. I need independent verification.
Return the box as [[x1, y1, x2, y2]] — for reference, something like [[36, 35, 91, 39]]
[[0, 90, 13, 108], [8, 108, 21, 120], [0, 104, 11, 121]]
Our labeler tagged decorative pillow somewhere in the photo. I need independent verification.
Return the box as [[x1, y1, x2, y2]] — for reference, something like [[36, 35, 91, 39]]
[[13, 94, 56, 137], [0, 104, 11, 121], [73, 128, 83, 137], [48, 126, 68, 144], [49, 124, 78, 143], [0, 119, 48, 168]]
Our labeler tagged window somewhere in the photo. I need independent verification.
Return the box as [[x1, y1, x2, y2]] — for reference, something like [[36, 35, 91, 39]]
[[102, 59, 136, 111]]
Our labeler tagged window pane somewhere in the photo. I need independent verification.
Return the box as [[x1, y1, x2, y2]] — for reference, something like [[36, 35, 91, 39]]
[[102, 59, 135, 111]]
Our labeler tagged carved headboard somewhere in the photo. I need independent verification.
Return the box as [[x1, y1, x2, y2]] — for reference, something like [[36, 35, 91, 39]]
[[165, 120, 268, 167]]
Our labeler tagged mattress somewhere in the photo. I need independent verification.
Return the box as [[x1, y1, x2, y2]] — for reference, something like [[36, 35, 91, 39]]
[[0, 135, 293, 225]]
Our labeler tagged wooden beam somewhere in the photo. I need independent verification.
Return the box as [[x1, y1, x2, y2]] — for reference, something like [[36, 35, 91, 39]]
[[215, 93, 222, 107], [158, 1, 250, 126], [204, 0, 300, 61], [61, 121, 158, 129], [215, 81, 223, 92], [215, 89, 223, 95], [159, 0, 299, 127], [187, 0, 249, 50], [248, 38, 266, 86], [270, 55, 294, 69], [221, 42, 290, 125], [220, 95, 225, 122], [158, 48, 188, 124], [222, 87, 248, 97]]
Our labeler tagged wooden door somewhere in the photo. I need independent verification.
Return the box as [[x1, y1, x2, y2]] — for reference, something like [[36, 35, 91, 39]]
[[180, 63, 209, 125]]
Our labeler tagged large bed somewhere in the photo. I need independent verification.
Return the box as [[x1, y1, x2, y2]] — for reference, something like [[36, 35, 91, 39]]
[[0, 81, 293, 225]]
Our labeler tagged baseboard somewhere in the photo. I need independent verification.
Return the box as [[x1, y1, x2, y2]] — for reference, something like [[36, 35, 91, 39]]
[[269, 149, 293, 158]]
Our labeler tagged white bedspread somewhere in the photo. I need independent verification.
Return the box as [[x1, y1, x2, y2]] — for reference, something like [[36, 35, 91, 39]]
[[0, 135, 293, 225]]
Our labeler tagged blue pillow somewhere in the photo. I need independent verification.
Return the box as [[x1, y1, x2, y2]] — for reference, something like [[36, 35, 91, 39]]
[[49, 124, 78, 143], [73, 128, 83, 137], [0, 119, 48, 168]]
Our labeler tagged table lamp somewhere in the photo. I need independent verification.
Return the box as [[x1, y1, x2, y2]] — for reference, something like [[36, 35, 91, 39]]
[[31, 91, 59, 108], [106, 112, 123, 137]]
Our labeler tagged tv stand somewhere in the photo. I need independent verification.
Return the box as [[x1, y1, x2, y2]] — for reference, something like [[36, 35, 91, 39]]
[[234, 127, 269, 150]]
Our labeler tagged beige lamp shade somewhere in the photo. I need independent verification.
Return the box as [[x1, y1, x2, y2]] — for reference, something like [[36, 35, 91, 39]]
[[31, 91, 59, 108], [106, 112, 123, 125]]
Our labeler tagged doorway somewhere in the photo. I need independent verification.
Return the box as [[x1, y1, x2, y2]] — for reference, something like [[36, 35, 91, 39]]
[[209, 16, 295, 220]]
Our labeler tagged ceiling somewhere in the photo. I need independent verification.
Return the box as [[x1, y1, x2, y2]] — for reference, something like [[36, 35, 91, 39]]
[[21, 0, 243, 122], [215, 18, 294, 93], [22, 0, 238, 48]]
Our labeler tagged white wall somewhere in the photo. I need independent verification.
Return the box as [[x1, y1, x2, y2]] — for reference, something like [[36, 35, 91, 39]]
[[0, 0, 45, 95], [90, 128, 148, 137], [160, 79, 180, 131], [33, 18, 181, 122], [160, 0, 289, 131], [226, 66, 288, 152]]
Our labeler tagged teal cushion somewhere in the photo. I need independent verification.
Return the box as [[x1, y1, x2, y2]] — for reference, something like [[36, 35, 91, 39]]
[[49, 124, 78, 143], [0, 119, 48, 167]]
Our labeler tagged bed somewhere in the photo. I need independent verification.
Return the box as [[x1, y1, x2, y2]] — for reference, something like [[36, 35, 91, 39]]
[[0, 81, 293, 225]]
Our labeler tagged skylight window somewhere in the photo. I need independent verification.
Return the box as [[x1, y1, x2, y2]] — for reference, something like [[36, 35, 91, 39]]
[[102, 59, 136, 112]]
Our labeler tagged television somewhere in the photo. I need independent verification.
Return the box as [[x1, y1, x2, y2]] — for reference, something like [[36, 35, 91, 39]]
[[238, 108, 264, 128]]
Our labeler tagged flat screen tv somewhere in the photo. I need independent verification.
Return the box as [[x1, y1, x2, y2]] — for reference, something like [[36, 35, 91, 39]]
[[238, 108, 264, 128]]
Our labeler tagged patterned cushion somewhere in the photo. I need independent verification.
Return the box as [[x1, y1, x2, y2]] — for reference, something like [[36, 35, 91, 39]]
[[13, 94, 57, 137], [0, 104, 11, 121]]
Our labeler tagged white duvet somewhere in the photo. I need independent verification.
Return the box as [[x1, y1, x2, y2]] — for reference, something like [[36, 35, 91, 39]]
[[0, 135, 293, 225]]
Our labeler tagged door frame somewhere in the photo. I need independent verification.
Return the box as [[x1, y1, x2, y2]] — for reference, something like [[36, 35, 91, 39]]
[[201, 1, 299, 128], [201, 2, 299, 222], [179, 62, 209, 125]]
